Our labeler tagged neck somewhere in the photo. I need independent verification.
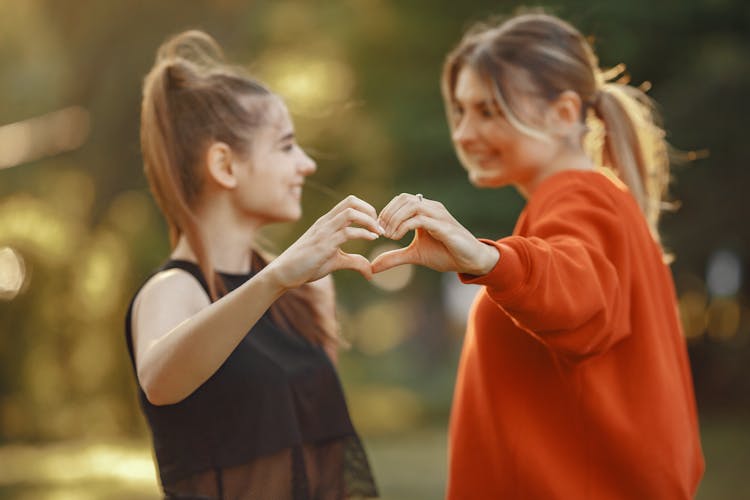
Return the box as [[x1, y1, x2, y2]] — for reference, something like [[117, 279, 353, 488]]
[[519, 146, 594, 198], [171, 197, 262, 274]]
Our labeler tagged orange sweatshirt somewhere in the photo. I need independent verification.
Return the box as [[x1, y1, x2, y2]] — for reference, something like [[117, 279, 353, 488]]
[[449, 170, 704, 499]]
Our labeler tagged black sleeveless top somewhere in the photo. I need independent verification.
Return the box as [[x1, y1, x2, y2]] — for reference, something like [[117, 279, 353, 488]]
[[124, 260, 378, 500]]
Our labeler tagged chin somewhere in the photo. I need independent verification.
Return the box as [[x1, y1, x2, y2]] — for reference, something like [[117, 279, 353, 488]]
[[284, 206, 303, 222], [469, 172, 507, 188], [262, 206, 301, 224]]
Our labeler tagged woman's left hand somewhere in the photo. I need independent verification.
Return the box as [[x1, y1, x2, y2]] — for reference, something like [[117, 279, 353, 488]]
[[372, 193, 499, 275]]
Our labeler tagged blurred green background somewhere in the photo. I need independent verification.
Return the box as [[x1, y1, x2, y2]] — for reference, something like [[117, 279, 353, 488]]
[[0, 0, 748, 499]]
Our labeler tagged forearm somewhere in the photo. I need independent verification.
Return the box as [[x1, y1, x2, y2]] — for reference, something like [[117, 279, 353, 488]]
[[138, 266, 286, 405], [462, 237, 628, 359]]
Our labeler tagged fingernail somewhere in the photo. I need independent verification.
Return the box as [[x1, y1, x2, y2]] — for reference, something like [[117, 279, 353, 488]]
[[377, 225, 386, 235]]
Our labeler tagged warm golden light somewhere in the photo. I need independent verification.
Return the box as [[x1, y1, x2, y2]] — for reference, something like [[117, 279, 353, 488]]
[[707, 297, 741, 341], [678, 290, 709, 340], [346, 385, 424, 435], [0, 441, 157, 487], [0, 107, 90, 170], [368, 243, 414, 292], [0, 194, 80, 264], [74, 231, 129, 319], [0, 246, 26, 300], [349, 300, 409, 355], [259, 52, 355, 117]]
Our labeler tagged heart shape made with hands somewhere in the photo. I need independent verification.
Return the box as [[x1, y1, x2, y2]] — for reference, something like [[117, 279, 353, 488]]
[[324, 192, 495, 283], [365, 192, 485, 276]]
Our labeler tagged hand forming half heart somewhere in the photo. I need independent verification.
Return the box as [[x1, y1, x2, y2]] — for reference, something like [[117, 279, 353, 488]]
[[370, 193, 499, 277]]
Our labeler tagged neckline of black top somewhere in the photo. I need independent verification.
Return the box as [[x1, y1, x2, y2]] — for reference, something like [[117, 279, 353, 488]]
[[166, 258, 254, 280]]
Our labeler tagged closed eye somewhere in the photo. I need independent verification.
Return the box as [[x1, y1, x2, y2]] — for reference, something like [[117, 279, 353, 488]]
[[451, 104, 465, 125], [478, 101, 503, 119], [278, 131, 296, 152]]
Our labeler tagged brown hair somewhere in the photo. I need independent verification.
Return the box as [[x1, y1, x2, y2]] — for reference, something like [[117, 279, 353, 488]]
[[442, 12, 670, 236], [140, 30, 339, 347]]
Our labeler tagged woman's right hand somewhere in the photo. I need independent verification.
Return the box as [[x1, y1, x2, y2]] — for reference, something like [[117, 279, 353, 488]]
[[266, 195, 382, 290], [372, 193, 499, 276]]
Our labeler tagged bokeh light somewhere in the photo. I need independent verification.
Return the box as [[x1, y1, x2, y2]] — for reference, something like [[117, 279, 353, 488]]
[[349, 300, 409, 355], [706, 297, 741, 341], [706, 249, 742, 297], [0, 246, 26, 300], [442, 272, 480, 329], [0, 107, 90, 170], [346, 384, 424, 435], [368, 242, 414, 292], [0, 194, 80, 264], [260, 52, 355, 118]]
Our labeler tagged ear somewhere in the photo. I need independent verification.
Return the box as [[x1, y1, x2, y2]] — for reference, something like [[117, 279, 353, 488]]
[[547, 90, 583, 137], [205, 142, 237, 189]]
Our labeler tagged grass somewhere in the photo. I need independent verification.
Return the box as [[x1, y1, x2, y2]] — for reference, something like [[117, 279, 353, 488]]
[[0, 414, 746, 499]]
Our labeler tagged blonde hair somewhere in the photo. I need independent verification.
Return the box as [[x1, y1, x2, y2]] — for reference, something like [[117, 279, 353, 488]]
[[442, 12, 670, 236], [140, 30, 340, 347]]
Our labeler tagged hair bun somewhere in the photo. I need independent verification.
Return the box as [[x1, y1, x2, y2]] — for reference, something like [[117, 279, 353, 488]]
[[156, 30, 225, 70], [162, 60, 193, 90]]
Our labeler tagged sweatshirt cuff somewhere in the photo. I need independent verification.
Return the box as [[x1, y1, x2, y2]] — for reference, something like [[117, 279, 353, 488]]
[[458, 239, 526, 294]]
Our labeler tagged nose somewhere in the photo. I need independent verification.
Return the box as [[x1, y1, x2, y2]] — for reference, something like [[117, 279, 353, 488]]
[[298, 149, 317, 176], [452, 114, 477, 148]]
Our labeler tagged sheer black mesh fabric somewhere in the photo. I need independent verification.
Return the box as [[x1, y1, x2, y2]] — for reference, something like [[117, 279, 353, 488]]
[[162, 435, 377, 500]]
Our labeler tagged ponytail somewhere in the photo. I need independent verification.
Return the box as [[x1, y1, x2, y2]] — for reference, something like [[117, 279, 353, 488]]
[[141, 56, 225, 300], [591, 75, 670, 237], [140, 30, 342, 348]]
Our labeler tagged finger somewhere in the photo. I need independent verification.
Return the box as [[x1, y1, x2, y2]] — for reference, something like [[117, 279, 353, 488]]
[[379, 193, 427, 238], [390, 214, 432, 241], [383, 197, 445, 240], [330, 207, 383, 235], [377, 193, 413, 235], [371, 246, 417, 274], [329, 195, 379, 223], [335, 251, 374, 280], [333, 226, 380, 246]]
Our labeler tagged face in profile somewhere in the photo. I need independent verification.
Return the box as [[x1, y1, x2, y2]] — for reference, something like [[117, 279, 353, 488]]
[[450, 66, 556, 192], [232, 97, 317, 225]]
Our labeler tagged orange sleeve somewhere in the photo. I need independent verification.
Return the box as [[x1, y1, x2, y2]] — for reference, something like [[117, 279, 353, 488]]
[[460, 184, 632, 361]]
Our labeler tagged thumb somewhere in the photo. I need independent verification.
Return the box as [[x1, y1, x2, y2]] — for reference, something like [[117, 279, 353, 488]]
[[371, 246, 418, 273], [336, 251, 374, 280]]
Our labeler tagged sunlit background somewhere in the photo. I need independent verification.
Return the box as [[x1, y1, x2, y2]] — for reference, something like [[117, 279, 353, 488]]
[[1, 0, 748, 499]]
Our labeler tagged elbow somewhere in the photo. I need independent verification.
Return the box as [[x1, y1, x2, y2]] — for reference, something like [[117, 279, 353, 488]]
[[552, 321, 630, 363], [138, 370, 184, 407]]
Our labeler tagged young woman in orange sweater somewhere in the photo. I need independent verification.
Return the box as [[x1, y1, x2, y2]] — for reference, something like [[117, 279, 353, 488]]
[[373, 12, 704, 499]]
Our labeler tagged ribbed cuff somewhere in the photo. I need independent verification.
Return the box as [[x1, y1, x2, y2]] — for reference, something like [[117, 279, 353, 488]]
[[458, 239, 526, 296]]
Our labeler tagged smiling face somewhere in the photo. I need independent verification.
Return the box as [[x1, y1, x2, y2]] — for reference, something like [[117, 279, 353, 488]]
[[233, 96, 316, 225], [450, 66, 559, 194]]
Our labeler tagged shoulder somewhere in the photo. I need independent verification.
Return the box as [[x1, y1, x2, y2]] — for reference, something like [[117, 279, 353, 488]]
[[132, 267, 211, 328], [528, 170, 628, 218], [520, 170, 635, 246]]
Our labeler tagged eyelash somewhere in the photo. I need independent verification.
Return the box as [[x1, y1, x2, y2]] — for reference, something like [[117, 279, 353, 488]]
[[452, 105, 498, 122], [479, 107, 495, 118]]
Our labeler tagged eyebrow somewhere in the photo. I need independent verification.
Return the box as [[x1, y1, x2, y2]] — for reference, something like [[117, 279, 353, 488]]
[[277, 131, 295, 143], [452, 98, 495, 109]]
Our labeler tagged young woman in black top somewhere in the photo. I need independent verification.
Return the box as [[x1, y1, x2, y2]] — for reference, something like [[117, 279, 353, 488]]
[[125, 30, 379, 500]]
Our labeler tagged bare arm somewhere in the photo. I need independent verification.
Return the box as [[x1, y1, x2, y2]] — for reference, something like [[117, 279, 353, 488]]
[[132, 266, 285, 405], [132, 195, 380, 405]]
